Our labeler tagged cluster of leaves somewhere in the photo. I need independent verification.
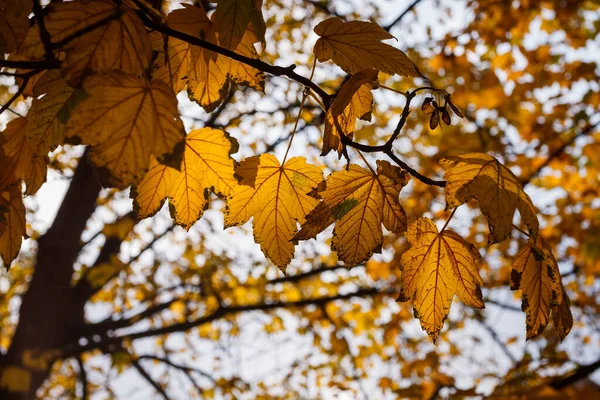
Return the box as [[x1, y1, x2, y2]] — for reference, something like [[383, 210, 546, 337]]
[[0, 0, 574, 345]]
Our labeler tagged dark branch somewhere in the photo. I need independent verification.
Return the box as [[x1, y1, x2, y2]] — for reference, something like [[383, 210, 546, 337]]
[[484, 298, 521, 312], [131, 358, 171, 400], [268, 264, 356, 285], [76, 355, 89, 400], [50, 10, 122, 49], [32, 0, 56, 63], [550, 358, 600, 390], [338, 88, 447, 187], [133, 8, 332, 106], [523, 121, 599, 185], [384, 0, 424, 31], [475, 317, 517, 363], [66, 287, 391, 357], [138, 355, 216, 383], [0, 71, 40, 116], [0, 8, 120, 71]]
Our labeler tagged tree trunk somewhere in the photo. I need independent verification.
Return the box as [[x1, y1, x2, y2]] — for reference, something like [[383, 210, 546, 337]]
[[0, 155, 101, 399]]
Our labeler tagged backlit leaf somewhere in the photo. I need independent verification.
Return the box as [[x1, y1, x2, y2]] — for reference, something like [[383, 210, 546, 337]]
[[0, 118, 48, 195], [43, 0, 152, 85], [26, 71, 86, 154], [154, 4, 263, 110], [399, 218, 484, 341], [133, 128, 239, 230], [295, 161, 409, 267], [0, 185, 26, 269], [314, 18, 423, 77], [152, 4, 215, 94], [225, 154, 323, 271], [213, 0, 266, 50], [441, 153, 539, 243], [188, 57, 230, 113], [66, 71, 185, 188], [221, 28, 265, 91], [0, 0, 31, 54], [510, 237, 565, 339], [151, 32, 191, 95], [322, 71, 375, 156]]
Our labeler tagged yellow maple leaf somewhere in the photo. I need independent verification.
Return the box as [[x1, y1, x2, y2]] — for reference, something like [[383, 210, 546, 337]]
[[314, 17, 423, 77], [151, 4, 264, 110], [322, 69, 376, 156], [42, 0, 152, 85], [152, 4, 215, 94], [66, 71, 185, 188], [441, 153, 539, 243], [220, 28, 265, 91], [0, 185, 26, 269], [26, 71, 87, 154], [213, 0, 265, 50], [0, 118, 48, 195], [132, 128, 239, 230], [225, 154, 323, 271], [295, 161, 409, 267], [151, 32, 191, 95], [510, 237, 567, 339], [0, 0, 30, 54], [399, 217, 484, 341], [165, 4, 225, 111], [188, 56, 230, 112]]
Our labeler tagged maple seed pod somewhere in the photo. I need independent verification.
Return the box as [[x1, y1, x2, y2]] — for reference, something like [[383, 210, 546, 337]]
[[421, 97, 435, 114], [441, 107, 451, 125], [430, 109, 440, 130], [447, 98, 464, 118]]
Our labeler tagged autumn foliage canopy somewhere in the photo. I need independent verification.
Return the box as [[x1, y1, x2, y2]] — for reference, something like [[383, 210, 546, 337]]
[[0, 0, 599, 398]]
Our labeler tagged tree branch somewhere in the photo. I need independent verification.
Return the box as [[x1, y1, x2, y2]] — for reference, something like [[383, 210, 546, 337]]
[[268, 264, 357, 285], [523, 121, 599, 185], [0, 8, 120, 71], [338, 88, 447, 187], [32, 0, 56, 63], [549, 358, 600, 390], [131, 358, 171, 400], [134, 8, 332, 106], [384, 0, 424, 31], [475, 317, 517, 363], [484, 298, 521, 312], [0, 71, 41, 116], [65, 287, 392, 357], [76, 355, 89, 400], [138, 355, 216, 383]]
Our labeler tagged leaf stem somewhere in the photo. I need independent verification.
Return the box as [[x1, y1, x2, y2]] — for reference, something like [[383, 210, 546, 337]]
[[282, 89, 310, 163], [378, 84, 409, 98], [512, 224, 530, 238], [440, 207, 458, 233], [353, 147, 377, 175]]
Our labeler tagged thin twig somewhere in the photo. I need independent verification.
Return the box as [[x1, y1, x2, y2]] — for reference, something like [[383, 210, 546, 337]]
[[131, 358, 171, 400], [32, 0, 56, 62], [475, 317, 517, 363], [522, 121, 599, 185], [0, 71, 40, 116], [65, 287, 394, 357], [76, 355, 89, 400], [138, 355, 216, 383], [384, 0, 425, 31]]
